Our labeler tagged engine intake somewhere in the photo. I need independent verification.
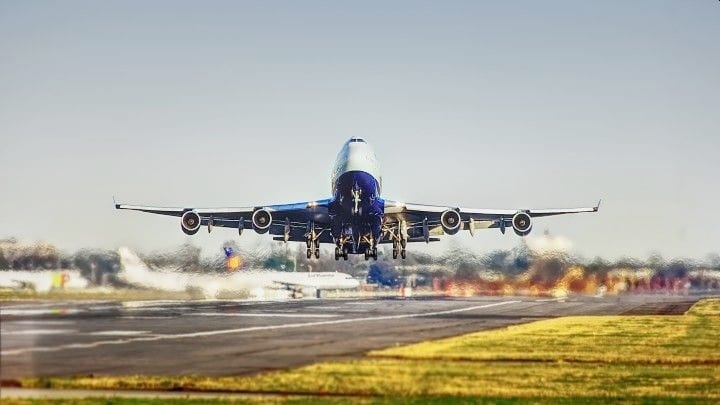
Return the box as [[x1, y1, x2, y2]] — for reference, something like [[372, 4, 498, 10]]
[[252, 208, 273, 234], [512, 211, 532, 236], [181, 211, 201, 235], [440, 209, 462, 235]]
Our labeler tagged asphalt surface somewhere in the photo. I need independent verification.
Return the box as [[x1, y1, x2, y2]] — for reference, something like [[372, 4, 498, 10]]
[[0, 294, 702, 379]]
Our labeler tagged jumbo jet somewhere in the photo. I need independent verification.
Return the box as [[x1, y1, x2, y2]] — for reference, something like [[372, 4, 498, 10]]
[[116, 137, 599, 261]]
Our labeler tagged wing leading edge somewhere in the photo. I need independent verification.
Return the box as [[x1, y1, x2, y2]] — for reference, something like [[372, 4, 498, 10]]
[[115, 199, 333, 240], [382, 199, 600, 241], [116, 197, 599, 244]]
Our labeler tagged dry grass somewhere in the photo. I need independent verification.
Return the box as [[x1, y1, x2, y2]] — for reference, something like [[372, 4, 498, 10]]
[[687, 297, 720, 316], [371, 314, 720, 364]]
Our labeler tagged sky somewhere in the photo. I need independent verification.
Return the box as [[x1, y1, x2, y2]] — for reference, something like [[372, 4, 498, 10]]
[[1, 1, 718, 261]]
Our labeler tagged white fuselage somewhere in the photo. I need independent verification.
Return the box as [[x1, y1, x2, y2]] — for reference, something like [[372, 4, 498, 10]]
[[331, 137, 382, 195], [117, 248, 359, 299]]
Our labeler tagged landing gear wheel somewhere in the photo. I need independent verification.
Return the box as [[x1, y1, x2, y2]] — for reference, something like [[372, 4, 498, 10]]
[[306, 248, 312, 259], [334, 247, 341, 261], [372, 247, 378, 261], [364, 251, 369, 261], [401, 249, 407, 259], [342, 249, 349, 261], [392, 248, 398, 259], [314, 248, 320, 259]]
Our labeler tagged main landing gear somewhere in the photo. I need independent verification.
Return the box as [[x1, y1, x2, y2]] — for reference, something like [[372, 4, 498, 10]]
[[392, 238, 407, 260], [334, 245, 349, 261], [361, 234, 378, 261], [333, 234, 350, 261], [306, 221, 320, 259], [388, 222, 407, 260], [364, 246, 378, 261], [306, 239, 319, 259]]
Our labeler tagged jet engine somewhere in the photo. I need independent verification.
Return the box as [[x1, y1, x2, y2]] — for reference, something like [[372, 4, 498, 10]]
[[252, 208, 273, 234], [440, 209, 462, 235], [511, 211, 532, 236], [181, 210, 201, 235]]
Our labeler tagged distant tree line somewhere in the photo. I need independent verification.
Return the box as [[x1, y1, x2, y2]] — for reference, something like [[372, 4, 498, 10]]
[[2, 237, 719, 289]]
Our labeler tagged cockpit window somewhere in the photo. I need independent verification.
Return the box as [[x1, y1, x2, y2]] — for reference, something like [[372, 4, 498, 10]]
[[349, 137, 366, 143]]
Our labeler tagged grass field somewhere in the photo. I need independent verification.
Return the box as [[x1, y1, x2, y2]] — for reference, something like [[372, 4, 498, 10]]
[[15, 298, 720, 402]]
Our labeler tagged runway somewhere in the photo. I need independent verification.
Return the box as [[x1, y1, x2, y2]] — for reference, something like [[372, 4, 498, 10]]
[[0, 294, 701, 379]]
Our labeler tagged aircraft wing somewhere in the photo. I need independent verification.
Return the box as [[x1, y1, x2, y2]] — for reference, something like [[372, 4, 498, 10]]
[[382, 199, 600, 240], [115, 199, 333, 240]]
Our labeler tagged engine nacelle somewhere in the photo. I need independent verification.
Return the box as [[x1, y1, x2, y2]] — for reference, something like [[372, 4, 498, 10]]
[[512, 211, 532, 236], [181, 210, 201, 235], [252, 208, 273, 234], [440, 209, 462, 235]]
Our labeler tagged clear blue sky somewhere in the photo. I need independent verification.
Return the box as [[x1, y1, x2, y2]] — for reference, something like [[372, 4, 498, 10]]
[[1, 1, 718, 260]]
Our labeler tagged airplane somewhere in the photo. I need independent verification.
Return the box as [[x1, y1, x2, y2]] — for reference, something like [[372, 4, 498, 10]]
[[116, 137, 599, 261], [117, 247, 359, 299]]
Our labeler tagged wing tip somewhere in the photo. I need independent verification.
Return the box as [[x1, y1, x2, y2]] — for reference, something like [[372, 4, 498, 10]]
[[113, 195, 123, 210]]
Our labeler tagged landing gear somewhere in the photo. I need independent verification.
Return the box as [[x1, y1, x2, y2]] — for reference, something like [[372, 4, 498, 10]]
[[334, 246, 347, 261], [335, 235, 350, 261], [389, 227, 407, 260], [305, 221, 322, 259], [364, 246, 378, 261], [306, 239, 320, 259], [307, 246, 320, 259]]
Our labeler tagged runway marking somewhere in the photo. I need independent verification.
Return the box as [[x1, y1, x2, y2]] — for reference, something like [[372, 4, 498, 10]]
[[89, 330, 150, 336], [305, 306, 343, 310], [0, 308, 81, 316], [3, 329, 76, 335], [0, 300, 520, 356], [1, 320, 75, 325], [186, 312, 339, 318], [121, 306, 194, 312], [535, 297, 567, 302], [122, 300, 193, 307]]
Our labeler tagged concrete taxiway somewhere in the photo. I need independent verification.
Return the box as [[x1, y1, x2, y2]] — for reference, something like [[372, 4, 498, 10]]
[[0, 294, 702, 379]]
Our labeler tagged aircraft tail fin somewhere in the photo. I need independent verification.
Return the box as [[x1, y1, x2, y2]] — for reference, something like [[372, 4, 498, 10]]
[[117, 247, 153, 286]]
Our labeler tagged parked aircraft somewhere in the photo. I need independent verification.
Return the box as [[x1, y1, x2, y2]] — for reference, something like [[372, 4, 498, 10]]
[[117, 247, 359, 299]]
